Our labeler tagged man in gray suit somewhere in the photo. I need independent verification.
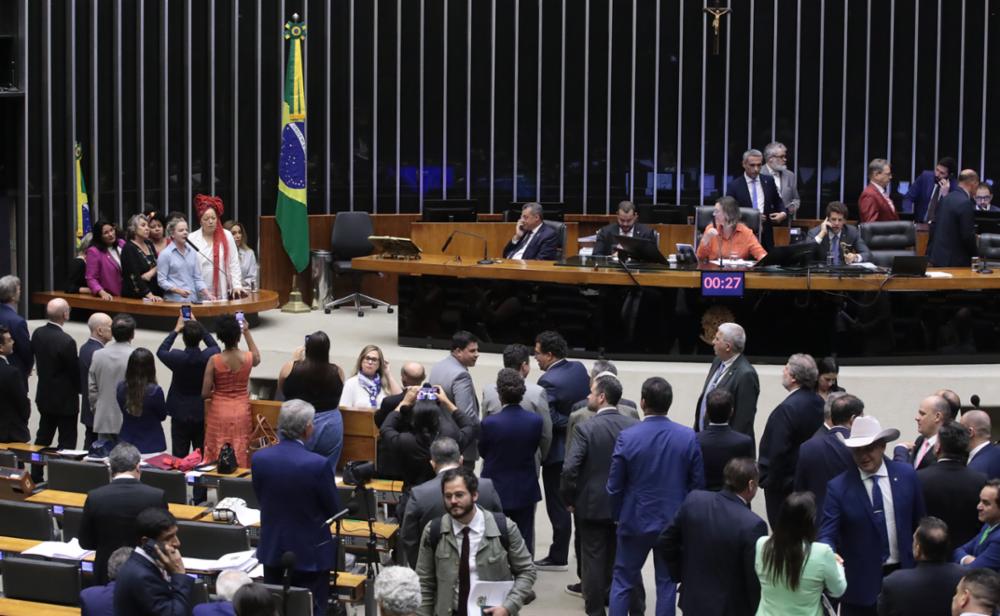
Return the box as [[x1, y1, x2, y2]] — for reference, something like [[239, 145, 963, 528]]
[[806, 201, 872, 264], [88, 313, 136, 440], [761, 141, 800, 220], [428, 330, 481, 468], [399, 437, 502, 567], [481, 343, 552, 466]]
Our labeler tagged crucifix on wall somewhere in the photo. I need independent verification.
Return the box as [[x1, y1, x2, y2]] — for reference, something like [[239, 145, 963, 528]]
[[703, 2, 732, 55]]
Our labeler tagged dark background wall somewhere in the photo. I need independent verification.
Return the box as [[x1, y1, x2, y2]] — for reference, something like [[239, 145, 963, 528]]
[[1, 0, 997, 305]]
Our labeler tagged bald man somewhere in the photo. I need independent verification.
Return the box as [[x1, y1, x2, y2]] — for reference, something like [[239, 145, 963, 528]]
[[79, 313, 113, 449], [894, 395, 951, 470], [927, 169, 980, 267], [964, 410, 1000, 480], [375, 361, 427, 480], [31, 300, 81, 475]]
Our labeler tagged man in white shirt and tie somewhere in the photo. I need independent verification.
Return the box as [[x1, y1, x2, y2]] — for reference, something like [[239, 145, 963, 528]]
[[502, 203, 559, 261], [725, 149, 786, 250], [894, 394, 951, 471], [807, 201, 872, 264]]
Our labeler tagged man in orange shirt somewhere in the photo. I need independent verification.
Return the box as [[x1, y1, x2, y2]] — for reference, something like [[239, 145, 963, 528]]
[[858, 158, 899, 222]]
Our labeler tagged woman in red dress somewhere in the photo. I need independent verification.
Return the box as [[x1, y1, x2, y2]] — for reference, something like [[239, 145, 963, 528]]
[[201, 313, 260, 467]]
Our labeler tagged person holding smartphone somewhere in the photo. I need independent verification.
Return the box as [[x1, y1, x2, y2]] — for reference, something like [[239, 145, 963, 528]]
[[806, 201, 871, 265], [502, 202, 560, 260]]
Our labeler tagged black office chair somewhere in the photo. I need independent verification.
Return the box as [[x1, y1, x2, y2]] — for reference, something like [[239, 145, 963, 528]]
[[175, 520, 251, 559], [0, 500, 58, 540], [542, 220, 568, 260], [323, 212, 393, 317], [260, 582, 314, 616], [1, 556, 81, 606], [61, 506, 84, 540], [140, 468, 189, 504], [46, 459, 110, 493], [693, 206, 761, 247], [859, 221, 917, 268], [978, 233, 1000, 260], [191, 580, 211, 608], [218, 477, 259, 509]]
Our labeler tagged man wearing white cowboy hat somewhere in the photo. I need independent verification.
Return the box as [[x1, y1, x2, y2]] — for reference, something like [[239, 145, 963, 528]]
[[818, 416, 927, 616]]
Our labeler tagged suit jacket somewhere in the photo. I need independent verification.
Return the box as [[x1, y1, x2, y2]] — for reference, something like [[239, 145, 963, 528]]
[[79, 338, 104, 429], [794, 425, 854, 518], [697, 424, 755, 491], [726, 173, 785, 248], [480, 405, 544, 510], [482, 381, 552, 464], [918, 459, 986, 549], [927, 187, 977, 267], [502, 222, 559, 260], [400, 470, 503, 568], [758, 388, 825, 494], [113, 550, 194, 616], [903, 170, 960, 223], [537, 358, 591, 465], [31, 323, 80, 417], [80, 581, 116, 616], [893, 435, 938, 470], [608, 415, 705, 535], [818, 459, 927, 607], [858, 183, 899, 222], [88, 341, 133, 435], [0, 357, 30, 442], [560, 408, 639, 521], [252, 439, 341, 571], [969, 443, 1000, 480], [592, 222, 658, 256], [806, 223, 873, 263], [877, 561, 965, 616], [429, 354, 481, 462], [761, 165, 800, 217], [0, 303, 33, 387], [566, 402, 640, 454], [694, 355, 761, 451], [85, 242, 126, 296], [78, 477, 168, 585], [954, 521, 1000, 570], [156, 330, 220, 423], [193, 601, 236, 616], [660, 489, 768, 616]]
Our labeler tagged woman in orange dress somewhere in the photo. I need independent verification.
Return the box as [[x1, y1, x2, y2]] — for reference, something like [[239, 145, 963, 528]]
[[201, 313, 260, 467]]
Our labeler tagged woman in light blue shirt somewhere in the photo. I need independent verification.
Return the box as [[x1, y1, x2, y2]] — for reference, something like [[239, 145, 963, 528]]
[[755, 492, 847, 616], [157, 218, 215, 303]]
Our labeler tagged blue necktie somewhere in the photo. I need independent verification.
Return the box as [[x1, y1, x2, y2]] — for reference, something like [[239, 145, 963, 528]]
[[750, 179, 759, 211], [698, 363, 726, 430], [870, 476, 891, 563], [831, 234, 841, 265]]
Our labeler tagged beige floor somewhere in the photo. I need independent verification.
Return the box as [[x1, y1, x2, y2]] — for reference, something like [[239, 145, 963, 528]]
[[24, 306, 1000, 614]]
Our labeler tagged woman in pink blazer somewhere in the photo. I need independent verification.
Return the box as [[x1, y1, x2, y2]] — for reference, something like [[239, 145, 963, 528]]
[[85, 220, 126, 299]]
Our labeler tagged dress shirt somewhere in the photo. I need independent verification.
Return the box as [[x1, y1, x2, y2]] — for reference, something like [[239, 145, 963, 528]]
[[914, 435, 938, 468], [157, 242, 209, 302], [237, 248, 259, 287], [860, 462, 899, 564], [766, 166, 782, 192], [133, 544, 169, 581], [452, 507, 486, 585], [510, 226, 540, 260], [745, 174, 766, 210], [969, 442, 989, 464]]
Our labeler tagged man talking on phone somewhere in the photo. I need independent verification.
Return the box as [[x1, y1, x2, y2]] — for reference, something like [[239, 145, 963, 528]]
[[503, 203, 560, 260], [114, 507, 194, 615], [806, 201, 871, 265]]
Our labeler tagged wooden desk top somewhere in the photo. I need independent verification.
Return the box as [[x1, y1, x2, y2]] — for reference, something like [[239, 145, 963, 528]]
[[27, 490, 209, 520], [201, 467, 252, 478], [0, 536, 42, 552], [336, 478, 404, 493], [0, 598, 80, 615], [30, 290, 279, 317], [0, 442, 47, 452], [353, 254, 1000, 292], [338, 520, 399, 539]]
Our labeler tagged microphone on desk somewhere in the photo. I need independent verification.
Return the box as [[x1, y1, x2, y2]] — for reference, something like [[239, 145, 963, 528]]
[[441, 231, 457, 253], [440, 230, 496, 265], [190, 243, 240, 299], [323, 508, 351, 527]]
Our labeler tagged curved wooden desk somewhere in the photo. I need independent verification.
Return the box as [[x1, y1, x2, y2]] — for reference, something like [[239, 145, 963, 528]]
[[31, 290, 280, 317]]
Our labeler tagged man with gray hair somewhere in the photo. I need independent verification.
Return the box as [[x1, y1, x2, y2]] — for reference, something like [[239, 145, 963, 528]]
[[0, 274, 33, 387], [962, 410, 1000, 479], [761, 141, 800, 220], [375, 566, 421, 616], [79, 546, 134, 615], [30, 298, 80, 482], [503, 202, 560, 260], [725, 148, 786, 250], [252, 399, 340, 616], [193, 569, 252, 615], [694, 322, 760, 450], [79, 312, 112, 450], [79, 442, 168, 585], [758, 353, 825, 524], [858, 157, 899, 222]]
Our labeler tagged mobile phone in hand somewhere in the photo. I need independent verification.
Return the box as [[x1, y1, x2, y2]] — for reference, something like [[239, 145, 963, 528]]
[[235, 311, 245, 325], [180, 305, 192, 320]]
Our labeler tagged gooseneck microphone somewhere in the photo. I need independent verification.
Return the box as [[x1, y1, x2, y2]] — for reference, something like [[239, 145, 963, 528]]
[[189, 241, 237, 298], [440, 230, 496, 265]]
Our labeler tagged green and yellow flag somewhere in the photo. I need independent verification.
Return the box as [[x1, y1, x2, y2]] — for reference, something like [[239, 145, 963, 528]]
[[74, 142, 92, 246], [276, 17, 310, 272]]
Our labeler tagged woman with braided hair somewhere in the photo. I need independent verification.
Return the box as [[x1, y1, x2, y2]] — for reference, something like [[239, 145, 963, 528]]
[[187, 194, 246, 300]]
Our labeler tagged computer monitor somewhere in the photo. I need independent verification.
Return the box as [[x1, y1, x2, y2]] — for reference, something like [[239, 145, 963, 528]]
[[421, 199, 479, 222], [636, 204, 693, 225], [976, 214, 1000, 235], [510, 202, 565, 221]]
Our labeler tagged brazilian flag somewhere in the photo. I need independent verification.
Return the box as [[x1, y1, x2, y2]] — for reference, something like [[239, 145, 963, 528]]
[[74, 142, 92, 247], [276, 18, 310, 272]]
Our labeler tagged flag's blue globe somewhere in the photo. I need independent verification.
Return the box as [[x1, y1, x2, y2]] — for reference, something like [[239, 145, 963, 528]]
[[279, 121, 307, 190]]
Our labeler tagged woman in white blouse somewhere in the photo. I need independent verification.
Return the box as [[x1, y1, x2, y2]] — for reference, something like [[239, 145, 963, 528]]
[[224, 220, 259, 290], [340, 345, 403, 408], [187, 194, 245, 299]]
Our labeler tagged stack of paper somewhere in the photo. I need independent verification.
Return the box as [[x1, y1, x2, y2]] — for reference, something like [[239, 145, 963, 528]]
[[182, 549, 258, 572], [22, 538, 95, 560]]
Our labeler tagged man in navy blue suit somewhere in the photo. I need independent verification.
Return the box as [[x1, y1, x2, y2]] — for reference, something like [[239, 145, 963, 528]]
[[794, 393, 863, 519], [79, 546, 132, 616], [534, 330, 591, 570], [661, 458, 768, 616], [607, 377, 705, 616], [252, 399, 341, 616], [877, 517, 965, 616], [503, 202, 560, 260], [954, 479, 1000, 570], [902, 156, 958, 222], [0, 275, 33, 388], [113, 508, 194, 615], [819, 416, 926, 616], [964, 410, 1000, 480], [927, 169, 980, 267], [725, 149, 786, 250], [696, 389, 754, 491], [758, 353, 825, 525]]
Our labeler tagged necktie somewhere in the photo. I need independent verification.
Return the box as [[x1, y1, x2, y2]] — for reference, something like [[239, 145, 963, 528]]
[[926, 185, 940, 223], [913, 439, 932, 468], [870, 476, 891, 563], [698, 362, 727, 429], [750, 179, 759, 211], [458, 527, 471, 616], [831, 234, 841, 265]]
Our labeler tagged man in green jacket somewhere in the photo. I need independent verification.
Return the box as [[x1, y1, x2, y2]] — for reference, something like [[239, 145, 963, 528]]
[[416, 467, 537, 616]]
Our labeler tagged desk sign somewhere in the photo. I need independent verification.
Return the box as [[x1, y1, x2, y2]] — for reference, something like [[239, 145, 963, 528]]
[[701, 271, 745, 297]]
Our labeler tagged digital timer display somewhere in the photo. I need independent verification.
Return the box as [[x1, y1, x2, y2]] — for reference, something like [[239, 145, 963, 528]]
[[701, 271, 745, 297]]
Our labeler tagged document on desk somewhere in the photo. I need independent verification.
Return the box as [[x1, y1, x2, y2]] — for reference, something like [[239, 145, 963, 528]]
[[467, 581, 514, 615], [22, 537, 94, 560], [183, 549, 258, 572]]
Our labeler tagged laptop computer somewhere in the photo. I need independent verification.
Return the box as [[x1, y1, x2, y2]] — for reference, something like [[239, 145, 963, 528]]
[[614, 235, 670, 265], [753, 242, 815, 269], [890, 255, 928, 277]]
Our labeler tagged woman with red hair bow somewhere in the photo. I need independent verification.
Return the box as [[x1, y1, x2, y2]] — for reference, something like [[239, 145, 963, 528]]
[[187, 195, 246, 299]]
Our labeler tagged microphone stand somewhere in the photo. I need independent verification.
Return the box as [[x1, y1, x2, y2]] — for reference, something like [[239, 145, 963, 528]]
[[354, 483, 381, 616], [442, 230, 496, 265], [190, 239, 239, 299], [323, 508, 351, 616]]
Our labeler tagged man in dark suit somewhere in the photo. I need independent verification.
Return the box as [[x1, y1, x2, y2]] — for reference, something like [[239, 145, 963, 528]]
[[819, 416, 926, 616], [593, 200, 657, 257], [0, 275, 33, 388], [902, 156, 958, 222], [694, 322, 760, 452], [927, 169, 980, 267], [661, 458, 768, 616], [795, 394, 864, 518], [503, 202, 560, 260], [79, 442, 169, 584], [0, 325, 31, 443], [807, 201, 873, 264], [534, 330, 591, 570], [758, 353, 825, 525], [877, 516, 965, 616], [963, 410, 1000, 480], [725, 149, 786, 250], [608, 377, 705, 616], [858, 158, 900, 222], [399, 436, 502, 567], [79, 313, 112, 451], [561, 374, 642, 616], [918, 421, 986, 550], [113, 507, 194, 615], [252, 399, 340, 616], [697, 389, 754, 491], [80, 546, 133, 616], [894, 394, 950, 470], [30, 299, 80, 482], [950, 568, 1000, 616], [954, 479, 1000, 570], [157, 316, 220, 459]]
